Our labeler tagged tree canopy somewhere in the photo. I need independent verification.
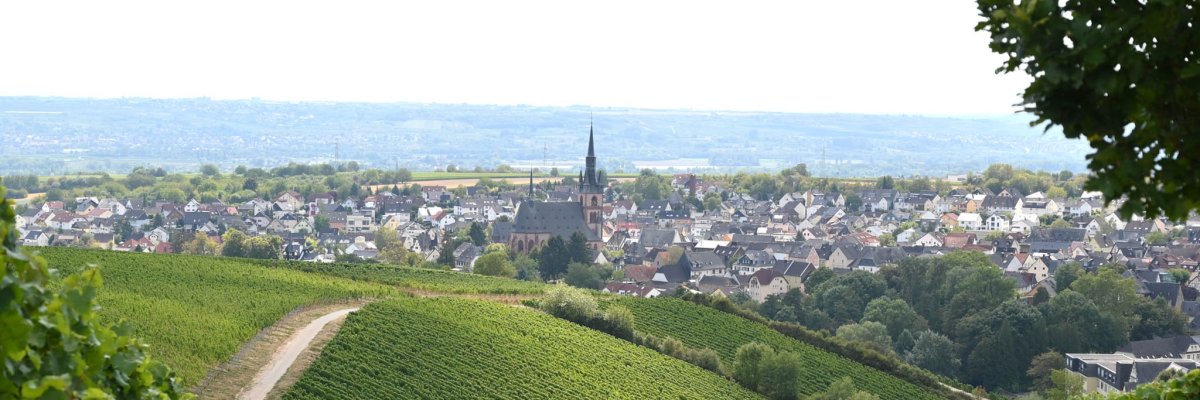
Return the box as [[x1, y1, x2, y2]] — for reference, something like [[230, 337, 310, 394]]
[[976, 0, 1200, 220]]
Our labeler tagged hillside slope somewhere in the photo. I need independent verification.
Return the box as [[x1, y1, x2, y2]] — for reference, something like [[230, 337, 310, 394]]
[[284, 297, 761, 399], [38, 248, 393, 385], [611, 297, 943, 399]]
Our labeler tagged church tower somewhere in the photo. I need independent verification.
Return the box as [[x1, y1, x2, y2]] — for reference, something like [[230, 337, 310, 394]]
[[579, 122, 605, 239]]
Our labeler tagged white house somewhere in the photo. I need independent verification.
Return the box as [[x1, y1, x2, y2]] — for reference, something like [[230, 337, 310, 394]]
[[985, 214, 1011, 232], [958, 213, 983, 231]]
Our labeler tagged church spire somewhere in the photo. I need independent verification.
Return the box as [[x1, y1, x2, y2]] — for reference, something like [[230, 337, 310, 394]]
[[587, 118, 595, 158], [528, 168, 534, 197]]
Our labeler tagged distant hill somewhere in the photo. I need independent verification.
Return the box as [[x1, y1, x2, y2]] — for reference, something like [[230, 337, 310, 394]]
[[0, 96, 1091, 177]]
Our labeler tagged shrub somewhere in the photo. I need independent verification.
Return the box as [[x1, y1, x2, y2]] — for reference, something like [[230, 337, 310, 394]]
[[733, 342, 775, 389], [540, 284, 600, 322], [603, 305, 636, 341]]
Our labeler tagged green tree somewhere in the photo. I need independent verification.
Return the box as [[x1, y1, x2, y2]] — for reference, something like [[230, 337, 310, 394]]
[[0, 185, 191, 399], [975, 0, 1200, 220], [567, 232, 593, 264], [539, 284, 598, 322], [564, 262, 603, 289], [1046, 369, 1084, 400], [703, 192, 723, 212], [313, 215, 330, 232], [468, 222, 486, 246], [375, 228, 401, 251], [1145, 231, 1170, 246], [835, 321, 893, 356], [1071, 268, 1139, 334], [200, 164, 220, 176], [183, 234, 221, 256], [732, 342, 773, 390], [1130, 297, 1188, 341], [757, 351, 801, 400], [1027, 351, 1065, 394], [221, 228, 247, 257], [1041, 290, 1124, 353], [861, 296, 927, 339], [876, 176, 895, 190], [1054, 262, 1083, 292], [904, 330, 961, 378], [538, 236, 570, 280], [808, 377, 881, 400], [473, 251, 516, 278]]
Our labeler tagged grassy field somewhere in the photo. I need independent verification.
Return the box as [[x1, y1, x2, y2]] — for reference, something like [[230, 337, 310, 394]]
[[37, 247, 395, 386], [255, 260, 550, 295], [609, 297, 943, 399], [284, 298, 760, 399]]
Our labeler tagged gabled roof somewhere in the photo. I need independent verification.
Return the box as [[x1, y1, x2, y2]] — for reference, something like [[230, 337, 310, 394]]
[[511, 201, 599, 242], [1118, 336, 1199, 358]]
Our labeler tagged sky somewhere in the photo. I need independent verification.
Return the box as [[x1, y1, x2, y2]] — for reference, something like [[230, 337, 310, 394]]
[[0, 1, 1031, 115]]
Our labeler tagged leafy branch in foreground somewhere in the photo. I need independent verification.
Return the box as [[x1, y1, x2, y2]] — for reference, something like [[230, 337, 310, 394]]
[[0, 183, 191, 398], [976, 0, 1200, 220]]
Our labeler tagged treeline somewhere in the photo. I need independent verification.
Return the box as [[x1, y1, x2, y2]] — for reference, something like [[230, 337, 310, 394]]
[[612, 163, 1090, 208], [744, 251, 1185, 392], [7, 162, 422, 207]]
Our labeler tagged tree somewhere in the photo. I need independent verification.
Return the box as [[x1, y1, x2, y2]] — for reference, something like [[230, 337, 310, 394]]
[[375, 228, 401, 252], [703, 192, 723, 212], [1130, 297, 1188, 341], [757, 351, 802, 400], [378, 245, 419, 266], [975, 0, 1200, 220], [1145, 231, 1170, 246], [877, 233, 896, 247], [904, 330, 961, 378], [200, 164, 220, 176], [1071, 268, 1140, 334], [436, 245, 456, 266], [835, 321, 893, 356], [874, 175, 896, 190], [537, 236, 570, 280], [468, 222, 486, 246], [1049, 219, 1072, 229], [1027, 351, 1065, 394], [844, 193, 863, 211], [539, 284, 599, 322], [1046, 369, 1084, 400], [564, 262, 602, 289], [894, 329, 916, 354], [1054, 262, 1083, 292], [0, 185, 190, 399], [566, 232, 593, 264], [861, 297, 928, 340], [243, 235, 283, 260], [183, 234, 220, 255], [808, 377, 881, 400], [222, 228, 248, 257], [313, 215, 330, 233], [1041, 290, 1124, 353], [473, 252, 515, 278], [732, 342, 773, 390]]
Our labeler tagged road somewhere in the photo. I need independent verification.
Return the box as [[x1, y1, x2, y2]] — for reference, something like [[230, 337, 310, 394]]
[[237, 307, 359, 400]]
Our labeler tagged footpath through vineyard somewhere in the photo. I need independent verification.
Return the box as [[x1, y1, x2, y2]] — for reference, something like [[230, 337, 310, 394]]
[[239, 308, 360, 400]]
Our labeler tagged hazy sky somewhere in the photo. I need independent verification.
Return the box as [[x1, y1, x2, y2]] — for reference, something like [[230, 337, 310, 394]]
[[0, 1, 1029, 115]]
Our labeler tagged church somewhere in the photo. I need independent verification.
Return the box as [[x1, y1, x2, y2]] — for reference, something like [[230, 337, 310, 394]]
[[509, 125, 605, 253]]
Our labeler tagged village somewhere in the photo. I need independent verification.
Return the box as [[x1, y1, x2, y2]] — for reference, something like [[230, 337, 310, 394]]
[[10, 150, 1200, 395]]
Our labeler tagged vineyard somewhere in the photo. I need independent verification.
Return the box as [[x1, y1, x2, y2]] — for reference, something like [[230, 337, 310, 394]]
[[609, 297, 942, 399], [37, 247, 395, 386], [256, 260, 549, 294], [284, 297, 761, 399]]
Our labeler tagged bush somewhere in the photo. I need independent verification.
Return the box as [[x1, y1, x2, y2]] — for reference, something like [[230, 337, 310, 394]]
[[603, 305, 636, 341], [540, 284, 600, 322], [758, 351, 802, 400], [733, 342, 775, 389]]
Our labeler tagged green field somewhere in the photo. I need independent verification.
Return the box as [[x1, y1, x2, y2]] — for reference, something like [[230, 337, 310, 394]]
[[257, 260, 549, 295], [609, 297, 942, 399], [284, 297, 760, 400], [38, 247, 395, 386]]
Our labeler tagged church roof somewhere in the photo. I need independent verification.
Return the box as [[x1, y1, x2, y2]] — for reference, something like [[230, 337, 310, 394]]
[[512, 201, 600, 242]]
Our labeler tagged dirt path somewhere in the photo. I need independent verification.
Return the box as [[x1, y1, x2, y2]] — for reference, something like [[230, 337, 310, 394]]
[[237, 308, 358, 400], [195, 301, 370, 400]]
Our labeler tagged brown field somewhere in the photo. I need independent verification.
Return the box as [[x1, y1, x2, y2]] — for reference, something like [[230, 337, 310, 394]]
[[364, 176, 633, 192]]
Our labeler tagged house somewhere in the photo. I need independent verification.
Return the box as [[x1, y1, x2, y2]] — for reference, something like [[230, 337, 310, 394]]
[[680, 251, 730, 280], [958, 213, 983, 231], [1067, 353, 1197, 394], [747, 269, 790, 302], [22, 231, 49, 247], [986, 214, 1011, 232], [736, 250, 774, 274]]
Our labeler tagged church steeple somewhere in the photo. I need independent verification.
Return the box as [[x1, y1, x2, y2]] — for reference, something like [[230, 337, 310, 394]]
[[587, 121, 595, 158], [528, 168, 534, 197]]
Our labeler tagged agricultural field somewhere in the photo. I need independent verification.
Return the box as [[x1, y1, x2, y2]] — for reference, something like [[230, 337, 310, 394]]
[[609, 297, 942, 399], [257, 260, 549, 295], [37, 247, 395, 386], [284, 297, 760, 400]]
